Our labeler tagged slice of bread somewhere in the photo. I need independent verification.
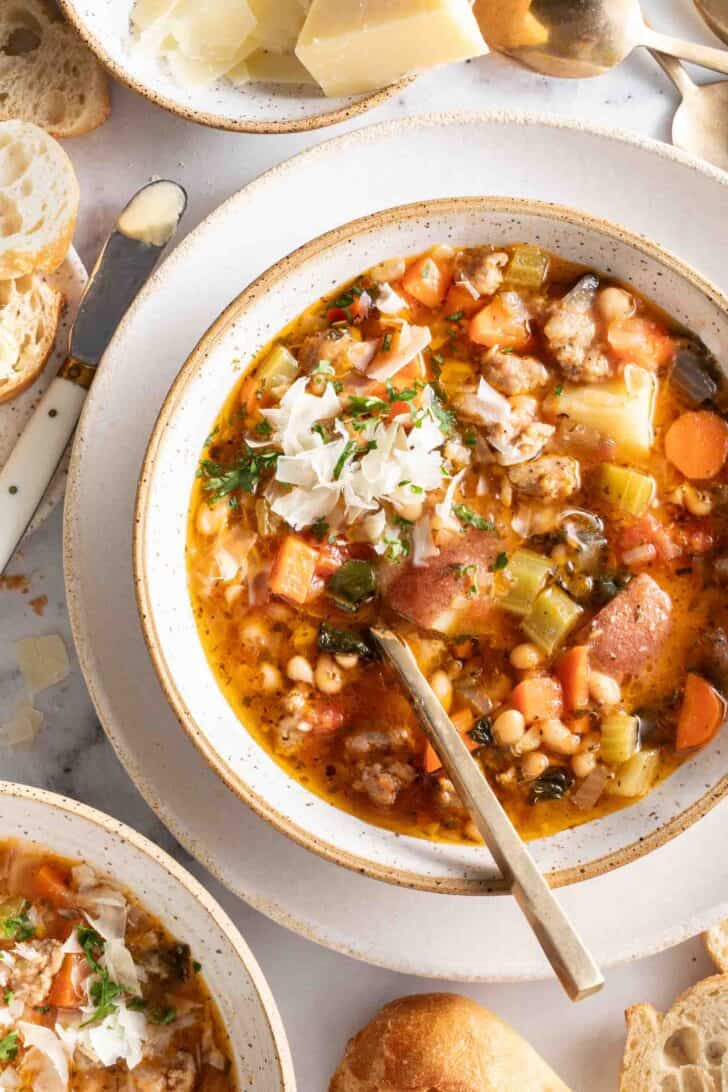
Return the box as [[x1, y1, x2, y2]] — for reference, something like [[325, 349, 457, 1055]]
[[0, 272, 62, 403], [621, 976, 728, 1090], [705, 920, 728, 973], [0, 119, 79, 279], [0, 0, 110, 138]]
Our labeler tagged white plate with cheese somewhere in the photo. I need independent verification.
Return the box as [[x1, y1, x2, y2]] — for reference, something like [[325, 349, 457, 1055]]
[[57, 0, 488, 134]]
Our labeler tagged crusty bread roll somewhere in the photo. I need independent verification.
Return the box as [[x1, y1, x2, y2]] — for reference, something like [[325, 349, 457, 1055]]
[[329, 993, 571, 1092], [0, 272, 62, 403], [0, 0, 110, 138], [0, 120, 79, 280]]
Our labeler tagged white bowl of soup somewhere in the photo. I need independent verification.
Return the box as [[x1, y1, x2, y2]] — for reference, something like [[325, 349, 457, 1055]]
[[135, 197, 728, 894], [0, 782, 294, 1089]]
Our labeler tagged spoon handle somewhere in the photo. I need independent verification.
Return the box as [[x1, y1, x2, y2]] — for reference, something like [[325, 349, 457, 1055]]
[[371, 628, 604, 1003], [649, 49, 696, 97], [641, 26, 728, 75]]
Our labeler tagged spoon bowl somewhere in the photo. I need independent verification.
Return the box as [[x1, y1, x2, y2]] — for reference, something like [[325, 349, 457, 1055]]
[[694, 0, 728, 46], [475, 0, 728, 77], [651, 50, 728, 172]]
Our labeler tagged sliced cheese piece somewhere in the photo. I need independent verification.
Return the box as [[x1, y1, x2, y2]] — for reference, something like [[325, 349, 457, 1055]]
[[167, 0, 257, 65], [248, 0, 307, 54], [245, 50, 316, 84], [131, 0, 180, 31], [296, 0, 488, 97], [0, 701, 43, 746], [166, 46, 238, 88], [15, 634, 70, 697]]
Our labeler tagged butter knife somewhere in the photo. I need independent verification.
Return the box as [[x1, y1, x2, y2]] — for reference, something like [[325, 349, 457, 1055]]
[[0, 180, 187, 575]]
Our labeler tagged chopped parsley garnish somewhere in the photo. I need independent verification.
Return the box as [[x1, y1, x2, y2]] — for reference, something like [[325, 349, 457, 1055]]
[[333, 440, 356, 480], [311, 360, 335, 376], [3, 991, 13, 1004], [192, 961, 202, 974], [430, 390, 457, 436], [311, 517, 329, 542], [453, 505, 495, 532], [253, 419, 272, 438], [386, 378, 423, 402], [77, 926, 127, 1027], [381, 331, 393, 353], [1, 902, 35, 942], [311, 422, 330, 442], [198, 446, 279, 501], [0, 1033, 18, 1061], [332, 380, 344, 394], [446, 310, 464, 322], [491, 551, 509, 572], [77, 925, 104, 972], [149, 1006, 177, 1026], [553, 384, 564, 397], [346, 395, 388, 418], [463, 430, 477, 449], [384, 536, 409, 562]]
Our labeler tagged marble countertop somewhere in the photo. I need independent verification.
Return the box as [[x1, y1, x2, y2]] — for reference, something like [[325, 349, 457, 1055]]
[[0, 1, 724, 1086]]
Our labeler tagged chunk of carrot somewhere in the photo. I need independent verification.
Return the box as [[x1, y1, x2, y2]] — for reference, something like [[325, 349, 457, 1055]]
[[49, 955, 83, 1009], [32, 863, 71, 907], [676, 673, 726, 751], [557, 646, 589, 713], [402, 255, 451, 309], [424, 708, 476, 774], [607, 316, 675, 371], [509, 676, 563, 722], [664, 410, 728, 481], [444, 282, 482, 318], [269, 536, 319, 605], [468, 295, 530, 349]]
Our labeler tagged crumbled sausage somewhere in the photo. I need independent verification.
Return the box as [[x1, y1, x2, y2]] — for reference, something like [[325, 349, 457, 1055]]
[[299, 329, 360, 371], [355, 761, 416, 808], [344, 727, 410, 758], [486, 397, 555, 467], [455, 249, 508, 297], [2, 938, 63, 1006], [76, 1071, 122, 1092], [588, 574, 672, 680], [544, 274, 611, 382], [481, 347, 549, 395], [132, 1051, 197, 1092], [507, 455, 581, 500]]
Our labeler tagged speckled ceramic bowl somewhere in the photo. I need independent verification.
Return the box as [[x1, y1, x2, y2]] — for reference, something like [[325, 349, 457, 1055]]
[[135, 196, 728, 894], [0, 782, 295, 1089], [56, 0, 409, 134]]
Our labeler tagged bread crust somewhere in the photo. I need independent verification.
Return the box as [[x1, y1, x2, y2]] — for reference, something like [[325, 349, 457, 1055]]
[[330, 993, 571, 1092], [0, 275, 62, 404]]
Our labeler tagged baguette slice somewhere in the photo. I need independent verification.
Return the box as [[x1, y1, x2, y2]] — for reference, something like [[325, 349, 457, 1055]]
[[0, 119, 79, 279], [0, 0, 110, 138], [0, 272, 62, 403], [620, 976, 728, 1090], [705, 920, 728, 973]]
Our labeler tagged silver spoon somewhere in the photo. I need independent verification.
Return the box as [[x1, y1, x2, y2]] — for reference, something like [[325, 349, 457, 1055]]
[[650, 50, 728, 172], [694, 0, 728, 45], [370, 627, 604, 1003], [479, 0, 728, 78]]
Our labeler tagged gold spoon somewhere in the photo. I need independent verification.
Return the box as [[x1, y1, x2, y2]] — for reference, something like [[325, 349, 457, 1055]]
[[474, 0, 728, 78], [694, 0, 728, 45], [370, 627, 604, 1003], [651, 50, 728, 172]]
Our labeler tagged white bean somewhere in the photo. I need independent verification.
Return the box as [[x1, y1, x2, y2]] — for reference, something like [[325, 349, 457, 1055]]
[[286, 655, 314, 685], [335, 653, 359, 670], [683, 483, 713, 517], [258, 662, 283, 693], [598, 286, 634, 323], [239, 616, 270, 649], [196, 501, 228, 537], [509, 643, 543, 671], [493, 709, 526, 746], [589, 671, 621, 707], [540, 718, 580, 755], [429, 670, 453, 713], [315, 655, 344, 695], [521, 751, 549, 780], [572, 752, 598, 779], [513, 726, 542, 755]]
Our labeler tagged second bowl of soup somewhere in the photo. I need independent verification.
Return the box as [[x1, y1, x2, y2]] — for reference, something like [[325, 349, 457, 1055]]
[[135, 198, 728, 893]]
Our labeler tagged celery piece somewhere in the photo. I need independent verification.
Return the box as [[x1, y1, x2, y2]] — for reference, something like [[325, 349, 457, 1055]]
[[600, 711, 639, 766], [608, 749, 659, 797], [596, 464, 656, 517], [545, 364, 656, 457], [257, 344, 298, 390], [522, 586, 583, 653], [498, 549, 552, 617], [504, 245, 549, 290]]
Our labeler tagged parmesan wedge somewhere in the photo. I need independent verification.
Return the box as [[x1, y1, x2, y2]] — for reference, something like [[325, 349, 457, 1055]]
[[15, 634, 70, 697], [0, 701, 43, 746], [296, 0, 488, 97]]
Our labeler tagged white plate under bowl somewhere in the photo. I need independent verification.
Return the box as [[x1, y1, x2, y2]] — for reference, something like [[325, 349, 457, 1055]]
[[57, 0, 409, 134], [0, 781, 295, 1089], [65, 113, 728, 980], [135, 195, 728, 896], [0, 250, 86, 540]]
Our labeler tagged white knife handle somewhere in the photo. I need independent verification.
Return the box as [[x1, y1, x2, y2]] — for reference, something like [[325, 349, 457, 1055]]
[[0, 375, 87, 572]]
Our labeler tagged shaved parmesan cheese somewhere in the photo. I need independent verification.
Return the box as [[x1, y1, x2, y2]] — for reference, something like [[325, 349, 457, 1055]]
[[367, 324, 431, 381], [14, 635, 70, 698], [167, 0, 256, 63], [412, 515, 439, 567], [0, 1066, 19, 1089], [0, 702, 43, 746], [435, 468, 467, 526], [84, 1004, 147, 1070], [103, 939, 141, 997], [262, 377, 342, 454], [374, 283, 406, 315], [80, 886, 127, 942], [70, 864, 97, 892], [458, 376, 511, 426], [245, 50, 315, 83], [131, 0, 179, 30], [17, 1024, 70, 1086]]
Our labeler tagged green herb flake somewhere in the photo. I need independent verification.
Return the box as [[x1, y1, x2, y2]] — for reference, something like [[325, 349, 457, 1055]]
[[150, 1006, 178, 1026], [253, 419, 272, 438], [1, 902, 35, 942], [381, 331, 393, 353], [311, 517, 329, 542], [198, 446, 279, 501], [446, 310, 464, 322], [0, 1033, 18, 1062], [453, 505, 495, 532], [333, 440, 356, 480], [553, 384, 564, 397], [491, 551, 508, 572]]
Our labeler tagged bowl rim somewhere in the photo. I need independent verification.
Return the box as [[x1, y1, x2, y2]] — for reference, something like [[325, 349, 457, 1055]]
[[134, 193, 728, 895], [0, 780, 296, 1089], [55, 0, 412, 135]]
